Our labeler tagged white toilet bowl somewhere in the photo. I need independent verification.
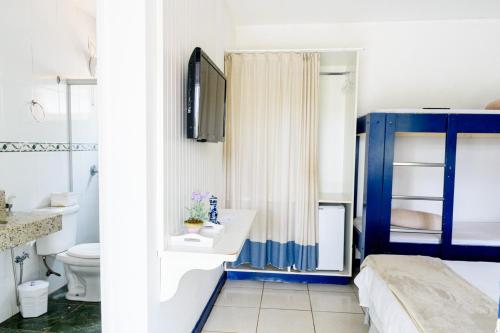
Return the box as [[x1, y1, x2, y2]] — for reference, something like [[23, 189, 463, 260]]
[[56, 243, 100, 302]]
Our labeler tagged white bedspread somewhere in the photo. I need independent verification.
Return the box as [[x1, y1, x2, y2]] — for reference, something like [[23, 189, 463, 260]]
[[355, 260, 500, 333]]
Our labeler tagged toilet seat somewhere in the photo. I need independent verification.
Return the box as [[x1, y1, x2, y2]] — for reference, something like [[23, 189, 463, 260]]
[[67, 243, 100, 259], [57, 252, 100, 266], [56, 243, 100, 267]]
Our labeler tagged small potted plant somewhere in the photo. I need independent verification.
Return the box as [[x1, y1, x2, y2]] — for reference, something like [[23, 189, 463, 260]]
[[184, 192, 209, 233]]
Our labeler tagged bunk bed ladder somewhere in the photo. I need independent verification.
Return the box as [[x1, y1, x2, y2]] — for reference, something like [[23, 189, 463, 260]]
[[381, 113, 448, 257]]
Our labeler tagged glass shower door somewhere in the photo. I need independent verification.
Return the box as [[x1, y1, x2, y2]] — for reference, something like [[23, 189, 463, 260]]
[[67, 80, 99, 244]]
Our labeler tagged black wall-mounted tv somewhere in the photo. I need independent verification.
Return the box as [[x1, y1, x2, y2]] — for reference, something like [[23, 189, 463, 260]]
[[186, 47, 226, 142]]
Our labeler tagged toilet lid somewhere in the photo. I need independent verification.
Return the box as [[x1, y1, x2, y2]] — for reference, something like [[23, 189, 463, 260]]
[[67, 243, 100, 259]]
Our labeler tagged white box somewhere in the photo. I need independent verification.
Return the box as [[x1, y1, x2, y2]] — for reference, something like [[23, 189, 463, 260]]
[[18, 280, 49, 318], [50, 192, 78, 207], [317, 205, 345, 271]]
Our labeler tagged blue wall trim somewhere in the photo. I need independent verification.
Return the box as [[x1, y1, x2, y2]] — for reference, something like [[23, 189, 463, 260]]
[[229, 239, 318, 271], [192, 272, 227, 333], [227, 271, 350, 285]]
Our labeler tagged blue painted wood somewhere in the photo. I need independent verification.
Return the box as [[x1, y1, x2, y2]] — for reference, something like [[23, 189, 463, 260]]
[[192, 272, 227, 333], [380, 113, 447, 256], [442, 114, 458, 258], [442, 114, 500, 261], [388, 242, 442, 257], [359, 112, 500, 262], [444, 245, 500, 262], [453, 114, 500, 133], [392, 113, 447, 133], [357, 115, 367, 134], [227, 271, 350, 285], [360, 113, 387, 259], [354, 135, 360, 219], [380, 114, 396, 253]]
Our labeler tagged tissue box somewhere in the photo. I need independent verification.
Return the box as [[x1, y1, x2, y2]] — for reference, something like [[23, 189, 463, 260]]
[[50, 192, 78, 207]]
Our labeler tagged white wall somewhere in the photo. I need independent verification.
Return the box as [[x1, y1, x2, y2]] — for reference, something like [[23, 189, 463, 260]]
[[0, 0, 96, 323], [233, 19, 500, 114], [235, 19, 500, 227], [154, 0, 231, 332], [318, 54, 358, 196], [393, 134, 500, 223], [318, 70, 347, 194]]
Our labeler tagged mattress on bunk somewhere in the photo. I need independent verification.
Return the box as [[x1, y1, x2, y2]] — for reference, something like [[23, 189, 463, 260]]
[[355, 218, 500, 246], [390, 222, 500, 246], [355, 259, 500, 333]]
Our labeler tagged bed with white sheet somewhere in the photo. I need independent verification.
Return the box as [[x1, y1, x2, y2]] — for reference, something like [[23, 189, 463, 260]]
[[355, 259, 500, 333]]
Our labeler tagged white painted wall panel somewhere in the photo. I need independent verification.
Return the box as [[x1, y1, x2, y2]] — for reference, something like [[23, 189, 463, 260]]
[[163, 0, 226, 239], [152, 1, 232, 332]]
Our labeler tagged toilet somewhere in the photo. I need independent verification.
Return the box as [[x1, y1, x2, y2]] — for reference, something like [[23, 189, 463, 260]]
[[56, 243, 100, 302], [36, 205, 101, 302]]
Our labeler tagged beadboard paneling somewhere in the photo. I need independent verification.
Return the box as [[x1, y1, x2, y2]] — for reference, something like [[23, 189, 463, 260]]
[[163, 0, 227, 241]]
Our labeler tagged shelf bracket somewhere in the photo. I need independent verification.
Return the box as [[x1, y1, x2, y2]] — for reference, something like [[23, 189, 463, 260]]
[[159, 251, 227, 301], [158, 209, 256, 302]]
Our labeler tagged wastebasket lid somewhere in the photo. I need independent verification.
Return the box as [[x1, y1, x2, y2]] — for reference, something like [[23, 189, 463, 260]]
[[18, 280, 49, 292]]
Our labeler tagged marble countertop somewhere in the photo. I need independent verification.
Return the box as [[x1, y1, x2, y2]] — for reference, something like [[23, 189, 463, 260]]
[[0, 212, 62, 251]]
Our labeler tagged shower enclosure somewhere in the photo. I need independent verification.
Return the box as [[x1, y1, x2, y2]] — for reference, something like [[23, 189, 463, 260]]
[[66, 79, 99, 244]]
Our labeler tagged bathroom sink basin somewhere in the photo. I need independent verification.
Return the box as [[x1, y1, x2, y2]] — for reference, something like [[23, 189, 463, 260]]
[[0, 212, 62, 251]]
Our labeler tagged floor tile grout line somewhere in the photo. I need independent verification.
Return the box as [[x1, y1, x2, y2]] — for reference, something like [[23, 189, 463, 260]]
[[308, 290, 355, 294], [213, 304, 261, 309], [263, 287, 308, 291], [222, 286, 263, 289], [308, 287, 317, 333], [255, 286, 264, 333], [312, 310, 365, 314], [259, 307, 313, 312]]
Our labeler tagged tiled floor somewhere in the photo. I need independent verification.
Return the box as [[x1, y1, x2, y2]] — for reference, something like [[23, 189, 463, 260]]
[[0, 288, 101, 333], [203, 280, 368, 333]]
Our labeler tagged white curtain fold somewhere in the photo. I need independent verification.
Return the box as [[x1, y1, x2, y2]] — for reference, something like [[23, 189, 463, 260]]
[[224, 52, 320, 270]]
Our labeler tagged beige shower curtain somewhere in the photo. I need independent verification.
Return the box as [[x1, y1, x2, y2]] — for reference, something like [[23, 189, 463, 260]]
[[224, 52, 320, 270]]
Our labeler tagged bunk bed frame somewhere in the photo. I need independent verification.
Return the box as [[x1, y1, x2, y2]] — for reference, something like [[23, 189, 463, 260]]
[[354, 112, 500, 262]]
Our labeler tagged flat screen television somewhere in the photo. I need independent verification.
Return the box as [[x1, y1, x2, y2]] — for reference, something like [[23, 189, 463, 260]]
[[186, 47, 226, 142]]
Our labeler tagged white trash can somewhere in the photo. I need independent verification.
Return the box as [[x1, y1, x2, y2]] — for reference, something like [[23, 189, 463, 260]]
[[18, 280, 49, 318]]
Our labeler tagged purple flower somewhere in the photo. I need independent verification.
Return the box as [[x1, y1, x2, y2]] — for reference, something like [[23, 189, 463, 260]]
[[191, 191, 210, 202]]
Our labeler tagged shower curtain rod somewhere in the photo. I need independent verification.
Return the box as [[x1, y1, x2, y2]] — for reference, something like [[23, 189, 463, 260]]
[[225, 48, 363, 54]]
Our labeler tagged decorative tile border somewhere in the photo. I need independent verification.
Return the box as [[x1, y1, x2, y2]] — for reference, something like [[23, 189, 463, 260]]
[[0, 142, 98, 152]]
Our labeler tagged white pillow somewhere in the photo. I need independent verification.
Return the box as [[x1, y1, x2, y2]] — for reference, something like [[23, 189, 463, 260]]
[[391, 208, 442, 231]]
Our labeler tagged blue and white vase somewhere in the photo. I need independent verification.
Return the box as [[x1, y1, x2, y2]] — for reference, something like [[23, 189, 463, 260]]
[[209, 195, 219, 224]]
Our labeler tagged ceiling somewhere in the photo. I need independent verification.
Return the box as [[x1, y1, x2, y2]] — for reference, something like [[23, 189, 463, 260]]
[[225, 0, 500, 26]]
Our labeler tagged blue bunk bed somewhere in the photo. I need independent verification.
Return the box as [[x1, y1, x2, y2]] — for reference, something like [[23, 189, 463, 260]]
[[354, 112, 500, 262]]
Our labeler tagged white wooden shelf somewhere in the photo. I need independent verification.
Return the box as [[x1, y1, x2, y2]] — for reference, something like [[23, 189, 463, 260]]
[[318, 192, 353, 204], [159, 209, 256, 301]]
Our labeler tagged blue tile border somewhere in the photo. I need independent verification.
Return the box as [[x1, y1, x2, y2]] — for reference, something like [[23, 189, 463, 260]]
[[0, 142, 98, 152]]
